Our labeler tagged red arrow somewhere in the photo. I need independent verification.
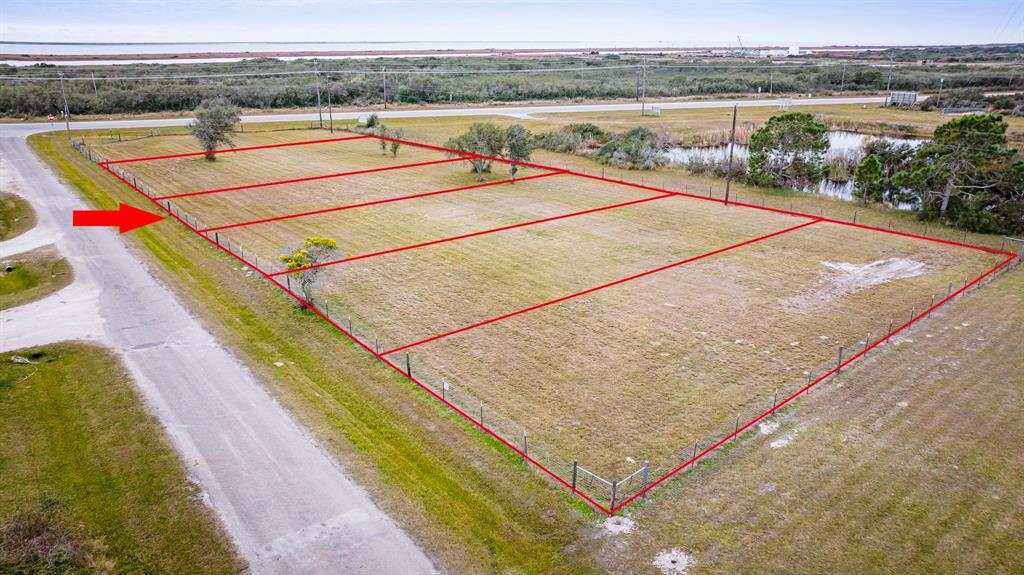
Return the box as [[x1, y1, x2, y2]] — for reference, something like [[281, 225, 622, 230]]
[[73, 203, 164, 234]]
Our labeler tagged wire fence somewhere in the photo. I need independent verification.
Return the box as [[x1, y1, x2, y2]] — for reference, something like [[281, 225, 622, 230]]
[[71, 135, 1022, 514]]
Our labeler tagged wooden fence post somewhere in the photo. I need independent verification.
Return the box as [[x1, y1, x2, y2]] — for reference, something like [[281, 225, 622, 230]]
[[572, 461, 578, 491], [836, 346, 844, 373], [406, 353, 412, 377], [610, 481, 617, 510]]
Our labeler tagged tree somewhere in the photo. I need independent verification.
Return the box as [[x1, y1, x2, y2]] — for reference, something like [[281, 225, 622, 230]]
[[389, 128, 405, 157], [853, 154, 885, 203], [505, 125, 532, 180], [445, 123, 507, 181], [858, 138, 915, 203], [894, 114, 1015, 219], [746, 112, 829, 188], [374, 125, 390, 154], [279, 237, 339, 300], [188, 97, 240, 161], [594, 126, 664, 170]]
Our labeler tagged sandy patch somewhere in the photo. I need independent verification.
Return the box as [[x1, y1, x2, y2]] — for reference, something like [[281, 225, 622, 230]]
[[771, 425, 802, 449], [602, 516, 635, 535], [653, 549, 697, 574], [784, 258, 933, 310]]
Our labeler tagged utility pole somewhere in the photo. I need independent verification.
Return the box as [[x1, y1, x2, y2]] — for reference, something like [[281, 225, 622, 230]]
[[90, 72, 98, 98], [640, 58, 647, 116], [886, 51, 894, 92], [58, 72, 71, 139], [382, 66, 388, 109], [724, 104, 738, 205], [313, 61, 323, 128], [938, 77, 945, 109], [839, 63, 847, 93], [630, 63, 638, 101], [769, 69, 774, 96], [327, 77, 334, 133]]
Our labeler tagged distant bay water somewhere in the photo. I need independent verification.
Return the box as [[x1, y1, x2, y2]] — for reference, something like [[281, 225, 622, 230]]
[[0, 40, 750, 66]]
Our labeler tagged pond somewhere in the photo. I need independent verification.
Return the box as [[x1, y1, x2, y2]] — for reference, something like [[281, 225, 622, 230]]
[[662, 130, 927, 204]]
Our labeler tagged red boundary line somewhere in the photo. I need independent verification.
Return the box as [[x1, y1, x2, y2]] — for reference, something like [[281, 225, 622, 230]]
[[382, 218, 823, 356], [204, 170, 565, 234], [101, 135, 373, 165], [98, 160, 615, 515], [153, 157, 466, 201], [609, 251, 1018, 513], [270, 191, 673, 276], [99, 132, 1019, 515], [368, 134, 1014, 258]]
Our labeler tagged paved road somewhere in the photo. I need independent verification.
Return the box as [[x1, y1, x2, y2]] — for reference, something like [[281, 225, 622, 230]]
[[0, 124, 438, 574], [0, 95, 892, 572], [16, 95, 890, 131]]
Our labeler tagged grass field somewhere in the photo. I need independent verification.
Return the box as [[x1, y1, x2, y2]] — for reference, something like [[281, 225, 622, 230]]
[[0, 192, 36, 241], [596, 270, 1024, 574], [89, 129, 1010, 505], [34, 112, 1022, 573], [0, 342, 241, 573], [0, 244, 74, 309]]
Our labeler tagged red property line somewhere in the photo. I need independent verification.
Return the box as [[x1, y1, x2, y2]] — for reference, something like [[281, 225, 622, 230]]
[[101, 135, 373, 165], [383, 218, 823, 356], [99, 133, 1020, 515], [369, 134, 1015, 258], [270, 192, 673, 277], [153, 157, 466, 201], [610, 251, 1019, 513], [205, 171, 565, 234], [96, 159, 614, 515], [569, 171, 1016, 258]]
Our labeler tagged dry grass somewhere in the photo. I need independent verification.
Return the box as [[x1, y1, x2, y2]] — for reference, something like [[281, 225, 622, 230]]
[[404, 220, 1002, 477], [179, 161, 549, 233], [92, 131, 1005, 486], [69, 114, 1022, 572], [532, 104, 1024, 144], [101, 134, 450, 198], [594, 269, 1024, 574]]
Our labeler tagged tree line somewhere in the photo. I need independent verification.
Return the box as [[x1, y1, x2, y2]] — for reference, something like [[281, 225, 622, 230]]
[[746, 112, 1023, 234], [2, 56, 1018, 117]]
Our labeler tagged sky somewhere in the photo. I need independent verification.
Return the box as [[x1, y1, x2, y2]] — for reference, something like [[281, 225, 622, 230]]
[[1, 0, 1022, 47]]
